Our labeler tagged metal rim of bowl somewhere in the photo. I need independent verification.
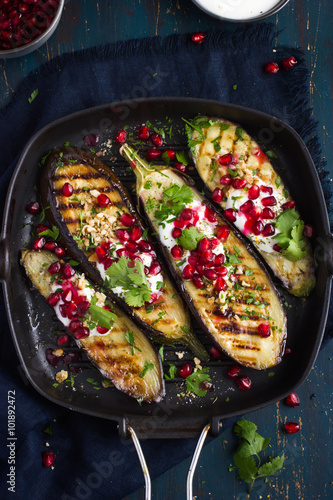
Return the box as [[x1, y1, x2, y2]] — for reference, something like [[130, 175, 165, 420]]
[[191, 0, 290, 23], [0, 0, 65, 59]]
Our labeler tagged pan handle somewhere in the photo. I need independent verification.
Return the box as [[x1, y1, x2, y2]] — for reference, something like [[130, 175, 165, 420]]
[[128, 425, 151, 500], [186, 424, 211, 500]]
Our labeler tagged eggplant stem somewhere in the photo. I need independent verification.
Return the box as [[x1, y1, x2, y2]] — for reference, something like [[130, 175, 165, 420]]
[[183, 333, 209, 361], [120, 143, 166, 190]]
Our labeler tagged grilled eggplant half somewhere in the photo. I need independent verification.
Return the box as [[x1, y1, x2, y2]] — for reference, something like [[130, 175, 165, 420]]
[[21, 249, 165, 402], [120, 144, 287, 370], [40, 147, 207, 360], [185, 116, 316, 297]]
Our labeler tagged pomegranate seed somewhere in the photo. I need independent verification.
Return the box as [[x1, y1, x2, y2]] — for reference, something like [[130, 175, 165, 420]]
[[75, 327, 90, 339], [265, 62, 279, 74], [32, 236, 46, 250], [282, 56, 297, 70], [200, 249, 214, 263], [120, 213, 136, 227], [45, 348, 61, 367], [192, 274, 204, 289], [191, 31, 206, 44], [97, 325, 109, 334], [210, 237, 219, 249], [220, 174, 233, 185], [182, 264, 195, 280], [215, 266, 228, 276], [188, 254, 198, 266], [262, 207, 275, 219], [95, 245, 107, 261], [216, 225, 230, 241], [262, 224, 275, 237], [138, 240, 152, 252], [171, 245, 184, 259], [199, 381, 215, 392], [215, 277, 226, 292], [150, 133, 164, 147], [129, 226, 142, 241], [115, 130, 127, 144], [36, 224, 49, 234], [149, 260, 162, 276], [174, 162, 187, 173], [261, 196, 277, 207], [273, 243, 282, 252], [42, 450, 55, 468], [97, 194, 111, 208], [179, 362, 193, 378], [125, 241, 139, 253], [26, 201, 41, 215], [47, 292, 61, 307], [240, 200, 254, 213], [260, 185, 273, 195], [115, 229, 130, 242], [285, 392, 300, 407], [180, 208, 193, 221], [103, 257, 115, 270], [48, 261, 62, 274], [252, 220, 264, 235], [68, 319, 83, 333], [224, 209, 237, 222], [209, 345, 222, 359], [248, 185, 260, 200], [249, 206, 262, 219], [232, 178, 247, 189], [282, 200, 295, 210], [236, 375, 252, 391], [284, 345, 292, 356], [44, 241, 57, 252], [116, 248, 130, 259], [258, 323, 271, 337], [205, 207, 217, 223], [84, 134, 100, 147], [146, 148, 161, 161], [303, 224, 316, 239], [62, 182, 73, 197], [197, 237, 211, 254], [62, 263, 75, 279], [172, 227, 182, 239], [56, 334, 70, 348], [284, 422, 300, 434], [214, 254, 225, 266], [205, 269, 217, 281], [218, 154, 233, 166], [54, 246, 65, 258], [226, 365, 241, 379], [138, 126, 150, 141], [164, 149, 176, 161], [212, 187, 223, 203]]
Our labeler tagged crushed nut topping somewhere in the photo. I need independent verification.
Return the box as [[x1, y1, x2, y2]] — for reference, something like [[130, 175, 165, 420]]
[[55, 370, 68, 383]]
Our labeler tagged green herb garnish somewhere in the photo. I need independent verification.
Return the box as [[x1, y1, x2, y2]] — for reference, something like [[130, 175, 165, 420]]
[[177, 226, 205, 251], [139, 360, 154, 378]]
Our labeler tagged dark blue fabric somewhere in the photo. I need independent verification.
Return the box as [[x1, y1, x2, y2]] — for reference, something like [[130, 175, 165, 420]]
[[0, 25, 332, 500]]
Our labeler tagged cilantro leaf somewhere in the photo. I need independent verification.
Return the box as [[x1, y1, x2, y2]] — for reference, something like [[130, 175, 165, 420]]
[[257, 455, 285, 478], [139, 360, 154, 378], [185, 367, 211, 396], [275, 209, 308, 262], [164, 363, 177, 380], [38, 225, 60, 241], [125, 331, 142, 356], [177, 226, 205, 251], [154, 184, 193, 222], [176, 151, 189, 166], [88, 301, 117, 329], [234, 454, 258, 484], [106, 257, 152, 307]]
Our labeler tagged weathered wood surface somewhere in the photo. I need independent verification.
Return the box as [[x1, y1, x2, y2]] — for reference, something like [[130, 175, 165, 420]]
[[0, 1, 332, 499]]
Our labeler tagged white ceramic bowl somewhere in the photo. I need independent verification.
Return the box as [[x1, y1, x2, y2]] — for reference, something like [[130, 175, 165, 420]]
[[0, 0, 65, 59], [191, 0, 290, 23]]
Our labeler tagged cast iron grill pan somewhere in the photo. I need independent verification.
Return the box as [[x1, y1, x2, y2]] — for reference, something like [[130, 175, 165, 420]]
[[1, 98, 332, 441]]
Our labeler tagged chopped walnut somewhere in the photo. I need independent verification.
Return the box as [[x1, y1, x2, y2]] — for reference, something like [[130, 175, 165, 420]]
[[95, 291, 106, 306], [241, 280, 251, 287], [55, 370, 68, 383], [52, 349, 63, 357], [175, 351, 184, 360], [90, 189, 101, 198]]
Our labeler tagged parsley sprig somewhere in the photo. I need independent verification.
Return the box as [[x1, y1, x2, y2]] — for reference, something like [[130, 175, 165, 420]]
[[154, 184, 193, 222], [106, 256, 152, 307], [231, 419, 284, 494], [185, 367, 212, 396]]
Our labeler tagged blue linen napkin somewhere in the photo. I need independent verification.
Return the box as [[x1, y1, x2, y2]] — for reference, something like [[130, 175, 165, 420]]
[[0, 24, 332, 500]]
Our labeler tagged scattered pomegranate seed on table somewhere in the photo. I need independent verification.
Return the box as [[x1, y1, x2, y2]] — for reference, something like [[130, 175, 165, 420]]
[[284, 421, 300, 434], [303, 224, 316, 238], [236, 375, 252, 391], [191, 32, 207, 44], [114, 130, 127, 144], [285, 392, 300, 407], [42, 450, 56, 468], [209, 345, 222, 360], [265, 62, 279, 74], [282, 56, 297, 70], [179, 362, 192, 378]]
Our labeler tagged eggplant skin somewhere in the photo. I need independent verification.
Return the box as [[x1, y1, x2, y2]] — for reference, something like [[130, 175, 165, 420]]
[[40, 146, 207, 360], [21, 249, 165, 403], [120, 145, 287, 370], [187, 117, 316, 298]]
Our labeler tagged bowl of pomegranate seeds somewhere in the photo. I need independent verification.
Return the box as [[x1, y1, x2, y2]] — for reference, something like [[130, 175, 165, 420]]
[[0, 0, 64, 58], [191, 0, 290, 22]]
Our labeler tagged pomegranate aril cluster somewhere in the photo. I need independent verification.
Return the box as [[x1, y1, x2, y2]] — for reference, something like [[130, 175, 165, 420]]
[[0, 0, 60, 50]]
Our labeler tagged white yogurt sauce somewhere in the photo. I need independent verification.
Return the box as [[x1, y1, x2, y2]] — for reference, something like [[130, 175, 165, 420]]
[[225, 182, 285, 253], [195, 0, 281, 20]]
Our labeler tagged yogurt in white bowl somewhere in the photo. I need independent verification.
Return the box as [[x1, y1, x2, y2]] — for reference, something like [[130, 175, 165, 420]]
[[192, 0, 290, 22]]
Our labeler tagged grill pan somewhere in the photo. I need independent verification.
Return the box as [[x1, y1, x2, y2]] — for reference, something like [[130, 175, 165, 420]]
[[1, 97, 332, 497]]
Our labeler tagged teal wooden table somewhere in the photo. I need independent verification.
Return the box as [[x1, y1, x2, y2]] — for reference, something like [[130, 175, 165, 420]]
[[1, 1, 332, 499]]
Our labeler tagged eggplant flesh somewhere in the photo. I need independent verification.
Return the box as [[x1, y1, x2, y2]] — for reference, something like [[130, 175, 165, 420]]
[[187, 117, 316, 298], [21, 249, 165, 403], [120, 145, 287, 370], [40, 147, 207, 360]]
